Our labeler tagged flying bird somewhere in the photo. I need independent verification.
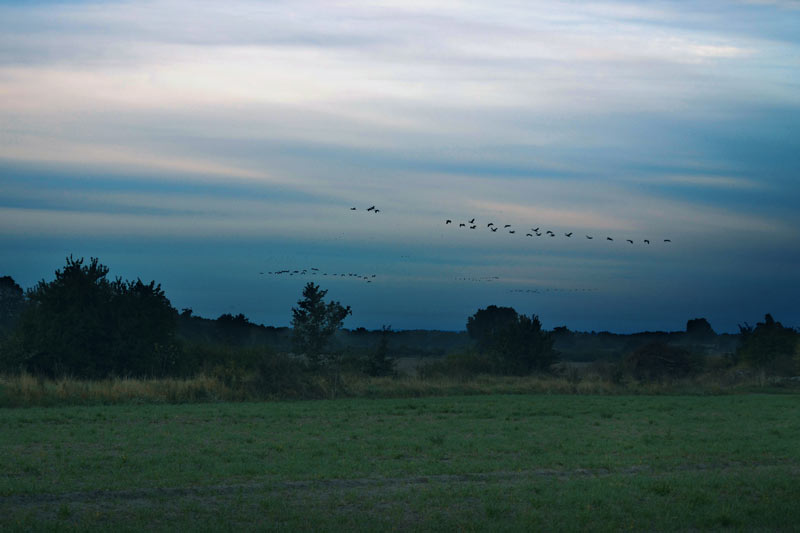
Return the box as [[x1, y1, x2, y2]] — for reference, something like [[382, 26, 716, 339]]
[[470, 225, 476, 229], [367, 206, 375, 211], [607, 237, 613, 241], [459, 223, 466, 227], [532, 227, 539, 232], [626, 239, 633, 244], [565, 232, 573, 237], [491, 227, 498, 232], [586, 235, 593, 239], [526, 233, 533, 237], [487, 223, 494, 227], [504, 224, 512, 228], [644, 239, 650, 244], [446, 219, 452, 224], [350, 207, 357, 210], [374, 209, 380, 213], [509, 230, 516, 234], [664, 239, 671, 242], [468, 218, 475, 224]]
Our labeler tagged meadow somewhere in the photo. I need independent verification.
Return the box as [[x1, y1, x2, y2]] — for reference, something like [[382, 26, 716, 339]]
[[2, 393, 799, 531]]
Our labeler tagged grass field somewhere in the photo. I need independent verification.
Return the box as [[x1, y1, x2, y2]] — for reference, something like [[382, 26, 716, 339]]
[[2, 394, 799, 531]]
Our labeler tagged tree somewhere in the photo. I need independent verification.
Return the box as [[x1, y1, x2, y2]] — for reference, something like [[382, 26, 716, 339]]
[[466, 305, 519, 350], [490, 314, 558, 375], [737, 314, 798, 373], [0, 276, 25, 334], [365, 325, 395, 377], [291, 283, 351, 369], [17, 256, 178, 378], [686, 317, 715, 339]]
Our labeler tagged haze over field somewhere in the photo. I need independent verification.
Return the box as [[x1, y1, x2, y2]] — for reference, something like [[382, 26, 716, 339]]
[[1, 0, 798, 332]]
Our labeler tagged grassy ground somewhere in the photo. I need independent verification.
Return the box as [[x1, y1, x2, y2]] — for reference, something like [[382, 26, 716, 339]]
[[2, 394, 799, 531]]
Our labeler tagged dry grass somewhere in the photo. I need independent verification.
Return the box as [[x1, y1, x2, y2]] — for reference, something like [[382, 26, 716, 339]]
[[1, 368, 797, 408]]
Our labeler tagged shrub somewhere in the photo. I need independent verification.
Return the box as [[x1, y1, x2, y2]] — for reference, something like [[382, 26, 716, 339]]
[[623, 342, 702, 381], [737, 314, 798, 375]]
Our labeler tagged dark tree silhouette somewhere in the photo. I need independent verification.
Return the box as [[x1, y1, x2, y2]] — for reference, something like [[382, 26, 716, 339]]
[[490, 314, 558, 375], [686, 317, 715, 339], [0, 276, 25, 334], [737, 314, 798, 373], [291, 282, 351, 369], [466, 305, 519, 350], [16, 256, 177, 378], [365, 325, 395, 377]]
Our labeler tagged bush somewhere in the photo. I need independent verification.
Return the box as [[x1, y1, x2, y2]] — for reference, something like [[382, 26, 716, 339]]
[[737, 314, 798, 375], [623, 342, 703, 381], [15, 256, 178, 378]]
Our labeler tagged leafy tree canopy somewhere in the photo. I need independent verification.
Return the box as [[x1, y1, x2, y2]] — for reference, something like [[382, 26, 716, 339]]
[[466, 305, 518, 350], [737, 313, 798, 372], [291, 282, 351, 368], [14, 256, 177, 378], [0, 275, 25, 334]]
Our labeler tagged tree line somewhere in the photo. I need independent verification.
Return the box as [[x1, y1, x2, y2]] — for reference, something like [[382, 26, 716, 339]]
[[1, 256, 798, 382]]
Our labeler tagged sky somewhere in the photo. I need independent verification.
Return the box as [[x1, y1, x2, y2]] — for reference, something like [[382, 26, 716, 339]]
[[1, 0, 799, 333]]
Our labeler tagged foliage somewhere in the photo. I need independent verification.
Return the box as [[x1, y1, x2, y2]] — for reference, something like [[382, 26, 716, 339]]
[[0, 276, 25, 335], [686, 317, 715, 339], [291, 282, 351, 369], [623, 342, 702, 381], [364, 325, 396, 377], [13, 256, 178, 378], [737, 314, 798, 374], [466, 305, 518, 350], [488, 314, 559, 375]]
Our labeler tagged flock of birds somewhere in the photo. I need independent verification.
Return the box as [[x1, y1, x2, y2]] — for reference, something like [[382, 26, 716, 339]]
[[259, 268, 377, 283], [508, 288, 598, 294], [445, 217, 671, 245], [350, 205, 381, 214]]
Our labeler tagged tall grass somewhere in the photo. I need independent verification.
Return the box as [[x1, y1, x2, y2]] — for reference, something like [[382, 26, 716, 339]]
[[1, 368, 797, 408]]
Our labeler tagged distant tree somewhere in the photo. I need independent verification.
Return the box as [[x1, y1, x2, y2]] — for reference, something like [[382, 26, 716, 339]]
[[0, 276, 25, 334], [490, 314, 558, 375], [737, 314, 798, 373], [466, 305, 519, 350], [686, 318, 715, 339], [17, 256, 178, 378], [365, 325, 395, 377], [291, 283, 351, 370]]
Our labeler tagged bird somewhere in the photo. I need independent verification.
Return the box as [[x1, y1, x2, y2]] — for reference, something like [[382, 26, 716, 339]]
[[509, 230, 516, 234], [470, 225, 476, 229], [626, 239, 633, 244], [526, 233, 533, 237], [468, 218, 475, 224], [350, 207, 357, 210], [374, 209, 380, 213], [532, 227, 539, 232], [664, 239, 671, 242], [504, 224, 512, 228], [446, 219, 452, 224], [549, 233, 555, 237], [459, 223, 466, 227], [491, 227, 498, 232], [535, 232, 541, 236], [607, 237, 613, 241], [487, 223, 494, 227], [644, 239, 650, 244], [367, 206, 375, 211], [546, 230, 554, 235], [565, 232, 573, 237], [586, 235, 593, 239]]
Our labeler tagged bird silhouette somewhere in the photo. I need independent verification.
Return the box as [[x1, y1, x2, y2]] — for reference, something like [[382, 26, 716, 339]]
[[446, 219, 452, 224], [586, 235, 593, 239], [374, 209, 380, 213], [459, 223, 466, 227], [350, 207, 357, 210], [565, 232, 573, 237], [487, 223, 494, 227], [468, 218, 475, 224], [491, 227, 498, 232], [664, 239, 671, 242], [526, 233, 533, 237], [626, 239, 633, 244], [532, 227, 539, 232], [607, 237, 613, 241], [367, 206, 375, 211], [644, 239, 650, 244], [509, 230, 516, 234], [504, 224, 511, 228], [470, 225, 476, 229]]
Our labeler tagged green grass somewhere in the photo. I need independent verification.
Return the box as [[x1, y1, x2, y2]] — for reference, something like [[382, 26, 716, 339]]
[[2, 394, 799, 531]]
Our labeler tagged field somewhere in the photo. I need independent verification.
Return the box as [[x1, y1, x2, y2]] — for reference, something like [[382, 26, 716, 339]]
[[2, 394, 799, 531]]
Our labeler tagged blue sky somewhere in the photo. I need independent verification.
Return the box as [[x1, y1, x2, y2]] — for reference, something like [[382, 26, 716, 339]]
[[1, 0, 799, 332]]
